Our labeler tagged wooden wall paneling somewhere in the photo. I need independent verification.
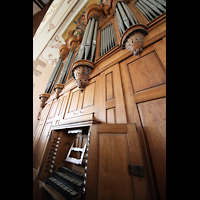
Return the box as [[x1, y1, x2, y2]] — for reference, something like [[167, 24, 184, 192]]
[[99, 63, 126, 123], [82, 81, 95, 109], [81, 75, 100, 115], [33, 122, 53, 171], [48, 99, 60, 119], [58, 91, 70, 117], [128, 51, 166, 93], [33, 124, 43, 154], [86, 123, 150, 200], [33, 101, 53, 155], [137, 98, 166, 200], [119, 39, 166, 200], [65, 88, 80, 115], [153, 38, 166, 69]]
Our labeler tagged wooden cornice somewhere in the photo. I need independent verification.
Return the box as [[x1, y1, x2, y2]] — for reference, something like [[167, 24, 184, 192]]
[[102, 0, 130, 15], [84, 3, 103, 24]]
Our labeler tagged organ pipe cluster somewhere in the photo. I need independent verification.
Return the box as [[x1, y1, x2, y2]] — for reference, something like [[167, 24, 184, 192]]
[[115, 1, 138, 36], [74, 18, 98, 63], [135, 0, 166, 22], [100, 23, 116, 56], [44, 57, 63, 94], [56, 50, 74, 85]]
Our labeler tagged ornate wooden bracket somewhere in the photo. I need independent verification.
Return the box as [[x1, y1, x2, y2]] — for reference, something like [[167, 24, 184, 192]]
[[38, 93, 50, 120], [53, 83, 64, 99], [120, 24, 148, 57], [71, 60, 94, 93]]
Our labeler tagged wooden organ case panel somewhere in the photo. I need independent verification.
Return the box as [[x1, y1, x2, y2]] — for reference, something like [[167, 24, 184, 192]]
[[99, 63, 127, 123], [35, 113, 101, 200], [86, 124, 150, 200], [120, 38, 166, 200]]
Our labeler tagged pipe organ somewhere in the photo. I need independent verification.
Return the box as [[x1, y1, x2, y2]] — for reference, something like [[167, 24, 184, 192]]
[[44, 57, 63, 94], [34, 1, 166, 199], [100, 23, 116, 56]]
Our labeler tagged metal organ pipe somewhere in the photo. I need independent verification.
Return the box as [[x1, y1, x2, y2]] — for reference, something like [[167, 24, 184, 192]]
[[44, 57, 62, 93], [115, 1, 139, 35], [76, 18, 92, 61], [100, 23, 116, 56], [84, 18, 95, 60], [57, 50, 74, 84], [75, 18, 98, 62], [90, 20, 98, 62]]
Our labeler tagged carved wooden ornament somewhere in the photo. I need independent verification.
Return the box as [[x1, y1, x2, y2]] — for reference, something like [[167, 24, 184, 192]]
[[120, 24, 148, 57], [37, 93, 50, 120], [71, 60, 94, 93], [53, 83, 64, 99], [59, 44, 69, 60]]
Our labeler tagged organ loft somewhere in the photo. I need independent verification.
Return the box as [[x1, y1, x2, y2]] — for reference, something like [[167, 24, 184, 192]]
[[33, 0, 166, 199]]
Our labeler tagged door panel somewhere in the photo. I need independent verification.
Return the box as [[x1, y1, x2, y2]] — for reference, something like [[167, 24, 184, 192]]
[[137, 98, 166, 200], [86, 124, 150, 200]]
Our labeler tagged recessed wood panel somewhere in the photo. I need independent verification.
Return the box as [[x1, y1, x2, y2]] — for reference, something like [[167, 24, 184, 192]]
[[33, 122, 52, 170], [98, 134, 134, 200], [48, 100, 59, 119], [106, 72, 114, 101], [82, 81, 95, 109], [41, 103, 50, 121], [58, 91, 70, 116], [106, 108, 115, 123], [137, 98, 166, 200], [128, 51, 166, 92], [69, 90, 79, 112]]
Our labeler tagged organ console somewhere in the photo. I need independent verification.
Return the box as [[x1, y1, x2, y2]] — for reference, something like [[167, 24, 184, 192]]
[[37, 113, 100, 200]]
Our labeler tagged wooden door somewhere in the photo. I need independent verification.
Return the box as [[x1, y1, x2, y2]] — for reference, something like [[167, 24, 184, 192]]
[[86, 123, 150, 200], [99, 63, 127, 123]]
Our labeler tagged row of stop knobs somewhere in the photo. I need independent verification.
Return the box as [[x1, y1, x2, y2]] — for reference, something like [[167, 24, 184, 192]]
[[45, 137, 60, 173]]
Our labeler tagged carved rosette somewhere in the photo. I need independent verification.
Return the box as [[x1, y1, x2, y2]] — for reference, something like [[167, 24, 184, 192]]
[[120, 24, 148, 57], [71, 60, 94, 93], [53, 83, 64, 99]]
